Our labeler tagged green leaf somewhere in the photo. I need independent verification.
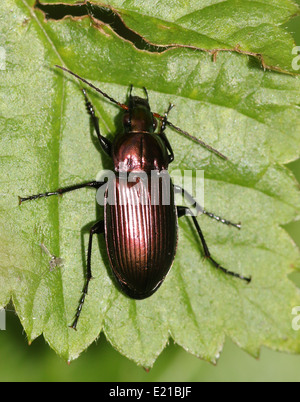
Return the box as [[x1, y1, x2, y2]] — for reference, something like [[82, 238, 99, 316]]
[[37, 0, 300, 73], [1, 0, 300, 367]]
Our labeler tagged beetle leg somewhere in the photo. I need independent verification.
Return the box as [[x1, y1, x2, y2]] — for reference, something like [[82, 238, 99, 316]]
[[82, 89, 112, 157], [70, 220, 105, 330], [174, 185, 241, 229], [160, 103, 174, 133], [177, 206, 251, 283], [159, 104, 175, 163], [18, 181, 106, 204]]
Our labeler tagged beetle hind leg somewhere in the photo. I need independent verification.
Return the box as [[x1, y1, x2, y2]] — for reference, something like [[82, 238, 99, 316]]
[[177, 206, 251, 283], [70, 220, 105, 330]]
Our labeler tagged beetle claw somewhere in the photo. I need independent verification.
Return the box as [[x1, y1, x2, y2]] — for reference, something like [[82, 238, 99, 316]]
[[69, 323, 77, 331]]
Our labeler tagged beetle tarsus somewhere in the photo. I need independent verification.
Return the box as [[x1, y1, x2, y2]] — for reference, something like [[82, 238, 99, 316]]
[[203, 210, 242, 230], [174, 185, 241, 229], [70, 220, 104, 330], [69, 323, 78, 331], [17, 182, 106, 205], [208, 255, 251, 283], [177, 206, 251, 283]]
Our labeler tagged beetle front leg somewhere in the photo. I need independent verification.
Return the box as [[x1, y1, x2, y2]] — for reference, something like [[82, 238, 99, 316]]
[[174, 184, 241, 229], [82, 89, 112, 157], [177, 206, 251, 283], [70, 220, 105, 330], [159, 103, 175, 163], [19, 181, 106, 204]]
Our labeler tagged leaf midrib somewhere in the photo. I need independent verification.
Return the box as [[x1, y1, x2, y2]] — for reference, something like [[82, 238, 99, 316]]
[[21, 0, 70, 343]]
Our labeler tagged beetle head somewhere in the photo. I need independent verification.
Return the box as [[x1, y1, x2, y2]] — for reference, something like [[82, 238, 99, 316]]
[[123, 88, 157, 133]]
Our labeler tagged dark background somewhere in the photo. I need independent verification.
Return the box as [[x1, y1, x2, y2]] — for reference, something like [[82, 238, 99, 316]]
[[1, 4, 300, 382]]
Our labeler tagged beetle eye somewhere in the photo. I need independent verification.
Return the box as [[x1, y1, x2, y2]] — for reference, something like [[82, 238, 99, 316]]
[[152, 117, 157, 131], [123, 113, 131, 128]]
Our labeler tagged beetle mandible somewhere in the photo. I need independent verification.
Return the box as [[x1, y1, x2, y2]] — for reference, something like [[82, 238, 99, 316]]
[[19, 66, 251, 330]]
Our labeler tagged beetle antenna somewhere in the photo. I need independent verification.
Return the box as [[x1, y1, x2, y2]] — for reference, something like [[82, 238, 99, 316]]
[[55, 65, 129, 111], [166, 120, 228, 160], [153, 107, 228, 160], [56, 65, 227, 160]]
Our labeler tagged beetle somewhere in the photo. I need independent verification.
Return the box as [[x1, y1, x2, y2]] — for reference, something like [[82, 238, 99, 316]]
[[19, 66, 251, 330]]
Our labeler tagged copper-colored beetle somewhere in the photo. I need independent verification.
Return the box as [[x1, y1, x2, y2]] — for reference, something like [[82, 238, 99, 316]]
[[19, 66, 250, 330]]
